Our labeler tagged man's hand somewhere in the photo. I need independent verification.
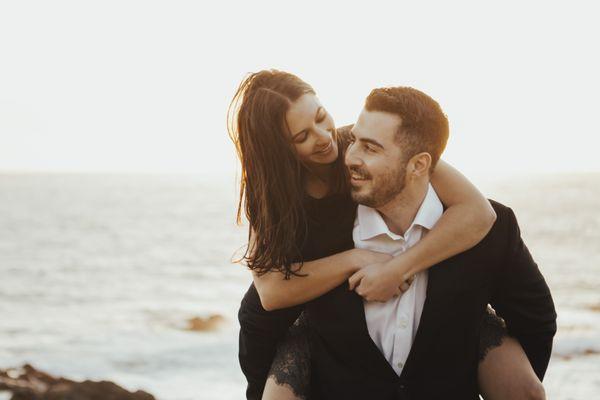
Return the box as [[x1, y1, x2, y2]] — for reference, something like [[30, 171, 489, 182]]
[[348, 262, 414, 302]]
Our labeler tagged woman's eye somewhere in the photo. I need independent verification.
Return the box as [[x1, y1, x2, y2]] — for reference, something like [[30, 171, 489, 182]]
[[316, 112, 326, 123], [295, 132, 308, 143]]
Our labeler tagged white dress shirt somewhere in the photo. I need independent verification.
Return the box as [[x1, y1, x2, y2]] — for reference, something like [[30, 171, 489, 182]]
[[353, 184, 443, 376]]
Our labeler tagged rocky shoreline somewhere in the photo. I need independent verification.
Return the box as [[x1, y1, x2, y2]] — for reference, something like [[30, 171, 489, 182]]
[[0, 364, 156, 400]]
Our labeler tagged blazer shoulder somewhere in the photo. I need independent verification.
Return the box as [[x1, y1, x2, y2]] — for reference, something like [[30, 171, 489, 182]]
[[488, 199, 518, 226], [481, 199, 520, 247]]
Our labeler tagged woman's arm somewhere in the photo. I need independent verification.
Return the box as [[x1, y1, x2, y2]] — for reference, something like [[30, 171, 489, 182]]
[[251, 239, 392, 311], [398, 159, 496, 278], [349, 160, 496, 301]]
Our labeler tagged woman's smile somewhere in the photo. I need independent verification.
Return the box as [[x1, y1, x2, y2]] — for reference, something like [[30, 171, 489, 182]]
[[314, 141, 334, 155]]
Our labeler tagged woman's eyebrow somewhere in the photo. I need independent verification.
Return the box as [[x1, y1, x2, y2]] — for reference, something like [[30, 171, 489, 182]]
[[314, 106, 324, 118]]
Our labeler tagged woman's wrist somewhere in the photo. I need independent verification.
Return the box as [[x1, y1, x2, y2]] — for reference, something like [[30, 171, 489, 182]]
[[346, 248, 373, 273], [385, 255, 415, 283]]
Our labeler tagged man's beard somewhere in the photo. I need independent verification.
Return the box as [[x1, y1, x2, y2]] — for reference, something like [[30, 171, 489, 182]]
[[350, 163, 407, 208]]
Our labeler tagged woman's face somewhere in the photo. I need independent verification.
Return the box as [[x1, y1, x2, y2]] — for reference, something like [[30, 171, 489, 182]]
[[285, 93, 339, 166]]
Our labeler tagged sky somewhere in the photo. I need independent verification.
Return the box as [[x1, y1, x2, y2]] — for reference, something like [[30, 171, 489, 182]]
[[1, 1, 599, 179]]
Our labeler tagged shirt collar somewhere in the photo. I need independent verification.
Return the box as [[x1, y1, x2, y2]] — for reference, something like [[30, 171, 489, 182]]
[[357, 183, 444, 241]]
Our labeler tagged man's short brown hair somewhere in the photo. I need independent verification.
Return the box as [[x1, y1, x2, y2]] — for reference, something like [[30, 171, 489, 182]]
[[365, 87, 449, 171]]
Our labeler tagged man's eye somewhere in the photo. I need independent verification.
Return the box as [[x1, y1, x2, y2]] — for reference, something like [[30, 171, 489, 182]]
[[365, 144, 375, 153], [316, 113, 326, 123]]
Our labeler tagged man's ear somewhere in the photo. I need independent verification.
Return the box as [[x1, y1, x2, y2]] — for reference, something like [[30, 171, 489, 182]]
[[408, 152, 432, 177]]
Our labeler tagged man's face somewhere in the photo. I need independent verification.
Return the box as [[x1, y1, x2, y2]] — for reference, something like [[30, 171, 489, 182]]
[[345, 109, 409, 208]]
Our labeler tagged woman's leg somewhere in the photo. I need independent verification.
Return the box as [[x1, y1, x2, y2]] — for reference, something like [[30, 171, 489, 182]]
[[262, 313, 310, 400], [478, 306, 546, 400]]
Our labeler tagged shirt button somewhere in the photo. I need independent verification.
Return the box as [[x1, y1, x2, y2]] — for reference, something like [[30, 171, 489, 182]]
[[397, 361, 404, 369], [398, 318, 408, 329]]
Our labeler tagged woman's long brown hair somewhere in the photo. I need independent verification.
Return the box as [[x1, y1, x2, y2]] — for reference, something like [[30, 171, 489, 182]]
[[227, 70, 349, 278]]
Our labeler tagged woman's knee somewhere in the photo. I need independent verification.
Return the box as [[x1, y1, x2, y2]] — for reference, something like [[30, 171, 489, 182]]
[[477, 334, 546, 400], [262, 379, 303, 400], [522, 379, 546, 400]]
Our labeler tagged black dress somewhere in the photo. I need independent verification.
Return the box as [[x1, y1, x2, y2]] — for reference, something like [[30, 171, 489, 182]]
[[238, 192, 356, 400]]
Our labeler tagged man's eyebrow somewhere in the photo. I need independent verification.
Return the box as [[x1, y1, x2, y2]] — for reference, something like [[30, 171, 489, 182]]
[[350, 131, 384, 149], [292, 107, 323, 139]]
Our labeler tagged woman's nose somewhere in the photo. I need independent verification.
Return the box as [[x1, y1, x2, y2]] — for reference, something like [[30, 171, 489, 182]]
[[315, 126, 332, 141], [344, 143, 360, 167]]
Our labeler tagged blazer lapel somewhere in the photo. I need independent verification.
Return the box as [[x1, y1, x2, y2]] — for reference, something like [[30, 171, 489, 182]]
[[342, 258, 460, 382], [401, 259, 458, 380], [344, 288, 399, 381]]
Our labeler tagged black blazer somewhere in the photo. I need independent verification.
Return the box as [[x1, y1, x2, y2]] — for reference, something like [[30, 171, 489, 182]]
[[305, 201, 557, 400]]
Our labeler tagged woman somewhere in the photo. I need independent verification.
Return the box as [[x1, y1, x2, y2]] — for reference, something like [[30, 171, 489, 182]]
[[229, 70, 545, 400]]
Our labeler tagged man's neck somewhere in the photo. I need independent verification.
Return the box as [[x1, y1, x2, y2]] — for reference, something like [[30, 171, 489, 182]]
[[376, 180, 429, 236]]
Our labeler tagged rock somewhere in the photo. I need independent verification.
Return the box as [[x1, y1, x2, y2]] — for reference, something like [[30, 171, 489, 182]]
[[583, 349, 600, 356], [185, 314, 225, 332], [587, 303, 600, 312], [0, 364, 156, 400]]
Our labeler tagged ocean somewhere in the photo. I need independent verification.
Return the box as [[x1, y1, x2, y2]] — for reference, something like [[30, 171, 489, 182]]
[[1, 173, 599, 399]]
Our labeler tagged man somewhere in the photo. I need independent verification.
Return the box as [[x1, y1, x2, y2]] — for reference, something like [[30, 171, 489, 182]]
[[304, 87, 557, 399]]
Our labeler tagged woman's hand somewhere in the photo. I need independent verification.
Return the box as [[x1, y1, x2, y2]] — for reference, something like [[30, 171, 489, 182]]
[[348, 258, 414, 302]]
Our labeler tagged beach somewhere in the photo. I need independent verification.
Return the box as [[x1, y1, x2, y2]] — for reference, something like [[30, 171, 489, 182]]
[[1, 172, 598, 399]]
